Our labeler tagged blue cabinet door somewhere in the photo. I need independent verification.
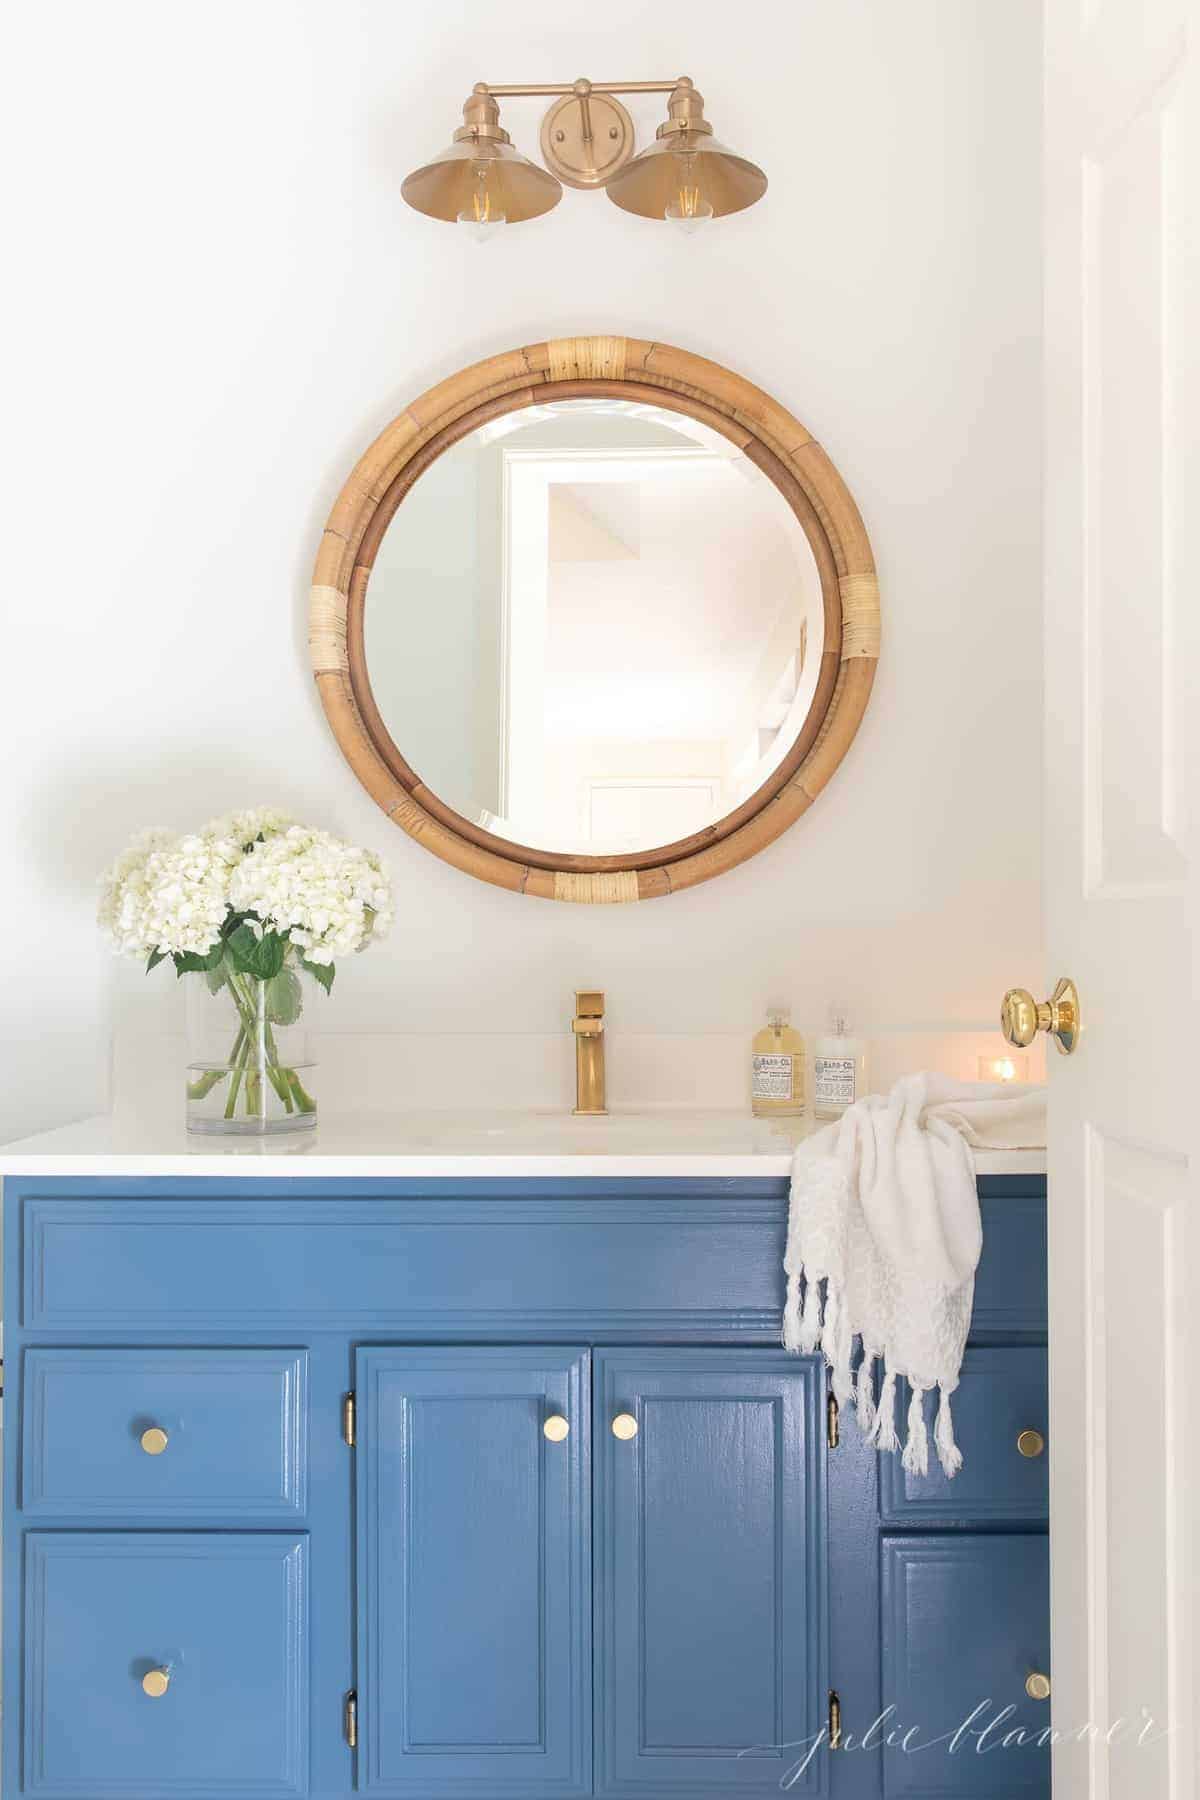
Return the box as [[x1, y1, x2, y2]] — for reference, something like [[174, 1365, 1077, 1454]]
[[881, 1534, 1050, 1797], [595, 1349, 828, 1799], [22, 1532, 308, 1799], [355, 1346, 591, 1796]]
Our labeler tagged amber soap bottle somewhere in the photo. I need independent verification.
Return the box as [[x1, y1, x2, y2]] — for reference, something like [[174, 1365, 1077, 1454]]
[[750, 1006, 806, 1117]]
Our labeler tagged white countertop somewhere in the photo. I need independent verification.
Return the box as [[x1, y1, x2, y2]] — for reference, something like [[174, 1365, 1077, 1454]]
[[0, 1111, 1047, 1181]]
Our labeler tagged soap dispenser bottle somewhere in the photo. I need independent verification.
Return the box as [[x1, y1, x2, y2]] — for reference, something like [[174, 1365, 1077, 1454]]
[[813, 1007, 868, 1118], [751, 1006, 806, 1117]]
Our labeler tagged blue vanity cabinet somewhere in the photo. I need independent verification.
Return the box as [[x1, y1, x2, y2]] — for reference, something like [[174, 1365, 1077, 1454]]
[[1, 1172, 1048, 1800]]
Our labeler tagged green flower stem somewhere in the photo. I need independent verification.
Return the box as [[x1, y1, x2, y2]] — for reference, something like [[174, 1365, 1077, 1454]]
[[286, 1071, 317, 1114], [201, 964, 310, 1124], [263, 1021, 295, 1113], [226, 971, 273, 1117], [189, 1022, 245, 1101], [223, 1028, 252, 1119], [187, 1066, 229, 1102]]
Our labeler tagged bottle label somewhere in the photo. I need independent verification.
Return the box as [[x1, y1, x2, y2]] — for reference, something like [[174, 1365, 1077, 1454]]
[[752, 1053, 794, 1101], [814, 1056, 856, 1106]]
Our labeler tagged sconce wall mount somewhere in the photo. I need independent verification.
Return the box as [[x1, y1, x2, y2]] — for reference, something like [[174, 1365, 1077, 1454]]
[[401, 76, 767, 233]]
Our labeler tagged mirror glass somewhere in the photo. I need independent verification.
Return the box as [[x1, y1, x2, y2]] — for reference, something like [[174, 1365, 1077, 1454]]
[[364, 398, 825, 856]]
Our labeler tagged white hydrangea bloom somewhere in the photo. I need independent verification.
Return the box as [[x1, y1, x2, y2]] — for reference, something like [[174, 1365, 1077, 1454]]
[[98, 831, 233, 959], [201, 806, 293, 849], [98, 828, 178, 951], [100, 809, 392, 970], [229, 825, 394, 964]]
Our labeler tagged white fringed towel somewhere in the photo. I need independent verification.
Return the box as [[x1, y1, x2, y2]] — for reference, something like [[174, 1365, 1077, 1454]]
[[783, 1075, 1046, 1477]]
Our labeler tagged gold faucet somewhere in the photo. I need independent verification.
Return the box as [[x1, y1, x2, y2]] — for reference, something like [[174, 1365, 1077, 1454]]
[[572, 990, 607, 1115]]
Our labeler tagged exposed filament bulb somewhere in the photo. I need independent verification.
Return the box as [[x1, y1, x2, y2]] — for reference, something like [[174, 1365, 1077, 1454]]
[[457, 163, 507, 240], [664, 154, 714, 232]]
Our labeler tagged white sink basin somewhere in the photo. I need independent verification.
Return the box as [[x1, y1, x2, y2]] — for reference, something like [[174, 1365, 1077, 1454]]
[[362, 1109, 811, 1157]]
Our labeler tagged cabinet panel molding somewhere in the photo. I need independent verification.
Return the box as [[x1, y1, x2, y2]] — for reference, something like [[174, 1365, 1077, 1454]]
[[20, 1194, 787, 1335]]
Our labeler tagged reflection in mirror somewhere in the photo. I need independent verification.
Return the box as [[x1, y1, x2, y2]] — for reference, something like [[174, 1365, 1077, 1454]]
[[364, 399, 824, 856]]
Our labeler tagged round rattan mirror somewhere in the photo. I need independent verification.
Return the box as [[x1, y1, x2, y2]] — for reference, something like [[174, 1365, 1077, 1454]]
[[309, 336, 879, 902]]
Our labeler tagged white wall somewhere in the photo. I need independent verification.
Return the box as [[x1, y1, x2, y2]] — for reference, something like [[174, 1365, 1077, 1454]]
[[2, 0, 1043, 1139]]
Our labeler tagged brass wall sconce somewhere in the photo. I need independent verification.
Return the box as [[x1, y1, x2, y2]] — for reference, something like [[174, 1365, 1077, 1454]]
[[401, 76, 767, 235]]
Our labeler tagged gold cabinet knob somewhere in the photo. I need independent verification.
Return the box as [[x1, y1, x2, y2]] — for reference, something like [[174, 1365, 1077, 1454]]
[[611, 1413, 638, 1440], [139, 1427, 169, 1456], [1000, 977, 1080, 1055], [1025, 1671, 1051, 1702], [543, 1414, 570, 1442], [1017, 1428, 1046, 1458], [142, 1667, 171, 1698]]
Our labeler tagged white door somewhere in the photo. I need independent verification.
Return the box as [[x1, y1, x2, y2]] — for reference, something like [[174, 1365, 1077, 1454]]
[[1043, 0, 1198, 1794]]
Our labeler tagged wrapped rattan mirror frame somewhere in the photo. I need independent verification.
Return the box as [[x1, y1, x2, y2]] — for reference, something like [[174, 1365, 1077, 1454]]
[[309, 336, 880, 902]]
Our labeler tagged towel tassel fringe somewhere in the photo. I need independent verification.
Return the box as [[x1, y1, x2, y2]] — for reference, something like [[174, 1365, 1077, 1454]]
[[901, 1384, 929, 1477], [869, 1365, 900, 1453], [856, 1348, 877, 1432], [798, 1272, 823, 1355], [934, 1384, 963, 1479], [782, 1271, 805, 1352]]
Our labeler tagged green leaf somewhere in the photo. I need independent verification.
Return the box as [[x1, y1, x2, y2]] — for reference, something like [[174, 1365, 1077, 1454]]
[[265, 966, 303, 1026], [225, 923, 287, 981], [204, 951, 228, 994], [172, 941, 226, 978], [223, 923, 258, 971], [255, 932, 287, 981], [146, 949, 167, 974], [300, 956, 335, 995]]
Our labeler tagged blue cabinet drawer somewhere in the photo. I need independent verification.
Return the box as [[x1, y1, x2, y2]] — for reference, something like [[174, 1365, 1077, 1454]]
[[878, 1347, 1048, 1525], [21, 1349, 307, 1518], [881, 1534, 1050, 1797], [22, 1532, 309, 1798]]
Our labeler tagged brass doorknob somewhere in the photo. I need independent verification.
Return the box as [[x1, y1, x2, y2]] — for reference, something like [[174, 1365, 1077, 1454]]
[[611, 1413, 638, 1440], [1001, 977, 1080, 1055], [543, 1414, 569, 1442], [1025, 1671, 1051, 1702], [1017, 1428, 1045, 1458], [139, 1427, 169, 1456], [142, 1667, 171, 1698]]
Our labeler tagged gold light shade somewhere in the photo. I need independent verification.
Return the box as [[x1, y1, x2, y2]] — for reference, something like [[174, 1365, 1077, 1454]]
[[402, 85, 562, 225], [606, 131, 767, 219], [606, 78, 766, 221]]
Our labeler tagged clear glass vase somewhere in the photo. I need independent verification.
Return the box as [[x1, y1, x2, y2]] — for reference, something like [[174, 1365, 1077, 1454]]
[[185, 958, 317, 1135]]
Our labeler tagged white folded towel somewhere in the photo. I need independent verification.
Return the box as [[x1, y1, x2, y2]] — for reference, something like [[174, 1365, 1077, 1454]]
[[782, 1074, 1047, 1477]]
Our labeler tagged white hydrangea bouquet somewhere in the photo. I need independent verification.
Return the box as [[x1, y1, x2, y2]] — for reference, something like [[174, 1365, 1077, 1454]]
[[99, 808, 393, 1134]]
